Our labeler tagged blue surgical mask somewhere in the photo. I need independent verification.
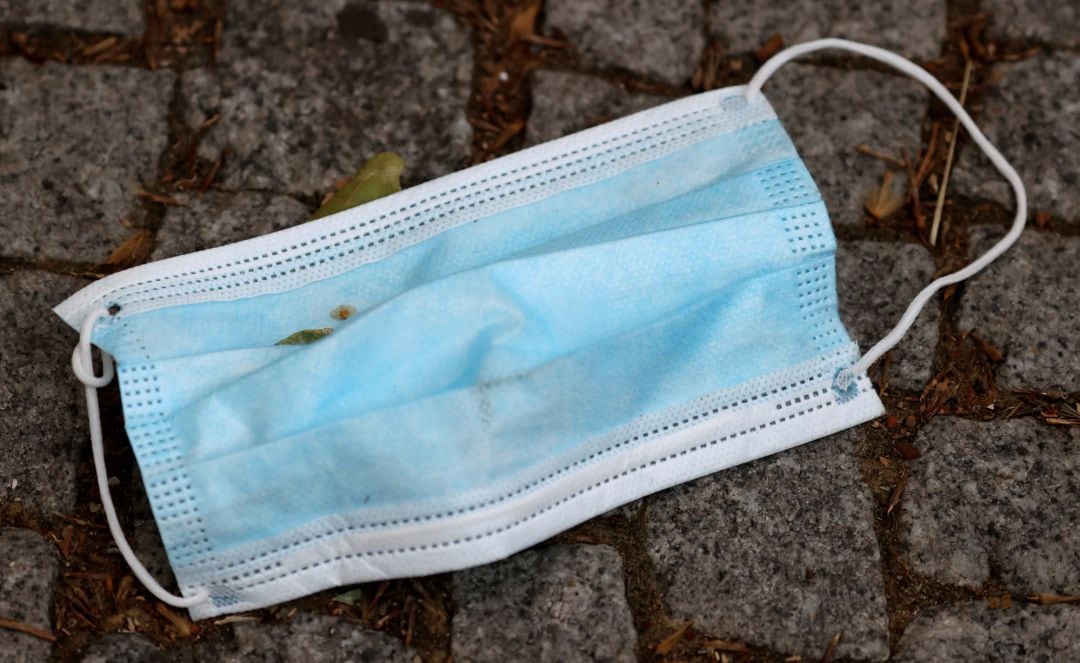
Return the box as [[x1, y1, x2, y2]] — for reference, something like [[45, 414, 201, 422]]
[[57, 39, 1027, 619]]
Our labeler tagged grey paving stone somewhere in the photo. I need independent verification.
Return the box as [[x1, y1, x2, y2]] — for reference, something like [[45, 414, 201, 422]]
[[647, 429, 889, 661], [768, 64, 929, 226], [154, 192, 313, 260], [952, 52, 1080, 224], [982, 0, 1080, 49], [959, 228, 1080, 390], [0, 528, 60, 663], [452, 544, 637, 663], [836, 241, 939, 390], [0, 0, 144, 36], [894, 603, 1080, 662], [191, 613, 414, 662], [901, 418, 1080, 591], [545, 0, 704, 85], [706, 0, 945, 60], [0, 271, 90, 515], [132, 518, 175, 590], [81, 634, 163, 663], [186, 0, 472, 196], [527, 70, 669, 146], [0, 60, 175, 263]]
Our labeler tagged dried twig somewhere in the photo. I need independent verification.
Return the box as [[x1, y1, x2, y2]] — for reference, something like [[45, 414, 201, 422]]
[[930, 59, 973, 246], [1027, 593, 1080, 604], [855, 144, 906, 169], [0, 617, 57, 642]]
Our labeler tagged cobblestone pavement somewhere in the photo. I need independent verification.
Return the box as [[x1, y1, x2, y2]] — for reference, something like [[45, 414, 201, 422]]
[[1, 1, 1077, 661]]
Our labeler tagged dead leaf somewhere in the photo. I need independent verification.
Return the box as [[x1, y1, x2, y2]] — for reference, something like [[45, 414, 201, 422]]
[[894, 439, 921, 460], [864, 171, 905, 221], [507, 0, 541, 44], [755, 33, 784, 61], [702, 638, 750, 653], [155, 603, 198, 638], [970, 333, 1005, 362], [1034, 211, 1051, 229], [655, 621, 692, 655], [105, 229, 154, 269], [886, 467, 909, 515], [821, 632, 842, 662]]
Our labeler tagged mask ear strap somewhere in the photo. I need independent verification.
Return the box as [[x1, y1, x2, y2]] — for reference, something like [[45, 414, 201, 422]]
[[744, 38, 1027, 389], [72, 309, 209, 609]]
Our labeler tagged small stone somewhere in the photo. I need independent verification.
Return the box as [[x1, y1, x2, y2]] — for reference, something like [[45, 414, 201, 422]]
[[545, 0, 704, 85], [153, 192, 313, 260], [952, 52, 1080, 225], [186, 0, 472, 196], [706, 0, 945, 60], [901, 418, 1080, 590], [0, 528, 60, 663], [0, 271, 90, 515], [80, 634, 162, 663], [893, 603, 1080, 662], [452, 544, 637, 662], [0, 60, 175, 262], [191, 612, 414, 662], [0, 0, 144, 36], [527, 70, 669, 146], [836, 241, 939, 390], [768, 65, 929, 226], [647, 428, 889, 660], [981, 0, 1080, 49], [959, 228, 1080, 390]]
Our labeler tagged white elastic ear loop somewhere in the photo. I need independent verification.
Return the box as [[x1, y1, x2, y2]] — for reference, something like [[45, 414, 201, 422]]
[[73, 309, 209, 609], [745, 38, 1027, 389]]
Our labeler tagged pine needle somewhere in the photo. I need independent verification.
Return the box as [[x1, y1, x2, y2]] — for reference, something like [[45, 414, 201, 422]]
[[930, 59, 973, 246]]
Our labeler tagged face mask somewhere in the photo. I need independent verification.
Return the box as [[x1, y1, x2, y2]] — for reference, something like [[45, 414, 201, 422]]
[[58, 39, 1027, 619]]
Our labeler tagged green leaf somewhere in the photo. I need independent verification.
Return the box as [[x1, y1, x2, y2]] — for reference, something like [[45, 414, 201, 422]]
[[332, 588, 365, 606], [275, 327, 333, 345], [312, 152, 406, 220]]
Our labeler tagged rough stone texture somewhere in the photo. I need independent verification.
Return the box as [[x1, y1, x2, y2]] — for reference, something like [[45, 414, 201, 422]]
[[545, 0, 704, 85], [647, 429, 889, 661], [901, 418, 1080, 592], [81, 634, 162, 663], [769, 64, 929, 226], [894, 603, 1080, 662], [0, 528, 60, 663], [959, 228, 1080, 391], [0, 271, 89, 514], [154, 192, 313, 260], [185, 0, 472, 196], [0, 60, 175, 262], [952, 52, 1080, 224], [132, 519, 175, 590], [527, 70, 669, 146], [836, 241, 939, 390], [982, 0, 1080, 49], [0, 0, 144, 36], [452, 544, 637, 662], [191, 613, 415, 662], [707, 0, 944, 60]]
